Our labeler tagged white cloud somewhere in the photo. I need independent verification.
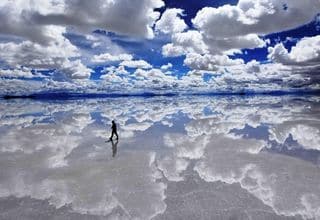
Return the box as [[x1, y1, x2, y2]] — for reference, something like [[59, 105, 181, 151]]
[[162, 31, 208, 57], [102, 65, 129, 75], [0, 0, 165, 43], [0, 59, 316, 95], [0, 27, 78, 70], [0, 68, 42, 79], [100, 73, 123, 83], [129, 68, 182, 91], [0, 25, 93, 80], [184, 53, 244, 71], [205, 33, 267, 55], [0, 0, 66, 44], [162, 43, 185, 57], [163, 31, 266, 57], [155, 8, 187, 35], [160, 63, 173, 71], [0, 79, 45, 96], [91, 53, 133, 63], [193, 0, 320, 39], [100, 65, 129, 83], [160, 0, 320, 78], [161, 30, 265, 75], [0, 0, 165, 87], [43, 78, 97, 93], [0, 0, 319, 94], [59, 60, 92, 79], [268, 35, 320, 66], [267, 36, 320, 87], [210, 62, 293, 92], [120, 60, 152, 69], [134, 68, 174, 82]]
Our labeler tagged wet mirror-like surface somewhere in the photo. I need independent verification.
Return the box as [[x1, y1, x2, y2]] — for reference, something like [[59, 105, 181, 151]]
[[0, 95, 319, 220]]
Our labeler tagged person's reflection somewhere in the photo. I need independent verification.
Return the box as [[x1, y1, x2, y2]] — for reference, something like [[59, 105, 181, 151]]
[[111, 139, 118, 157]]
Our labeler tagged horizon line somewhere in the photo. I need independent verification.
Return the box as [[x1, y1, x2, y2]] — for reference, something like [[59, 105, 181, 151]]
[[1, 90, 320, 100]]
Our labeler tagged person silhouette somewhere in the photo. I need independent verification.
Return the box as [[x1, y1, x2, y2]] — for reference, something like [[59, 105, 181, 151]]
[[109, 120, 119, 141], [111, 139, 118, 157]]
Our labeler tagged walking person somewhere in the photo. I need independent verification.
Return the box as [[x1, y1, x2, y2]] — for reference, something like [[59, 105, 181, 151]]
[[109, 120, 119, 141]]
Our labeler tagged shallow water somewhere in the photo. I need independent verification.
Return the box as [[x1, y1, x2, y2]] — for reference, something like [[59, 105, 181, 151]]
[[0, 95, 319, 220]]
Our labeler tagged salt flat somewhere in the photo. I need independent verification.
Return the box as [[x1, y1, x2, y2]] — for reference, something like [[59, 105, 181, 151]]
[[0, 95, 319, 220]]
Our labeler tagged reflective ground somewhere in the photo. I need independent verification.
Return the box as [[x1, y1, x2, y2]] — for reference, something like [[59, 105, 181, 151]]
[[0, 95, 319, 220]]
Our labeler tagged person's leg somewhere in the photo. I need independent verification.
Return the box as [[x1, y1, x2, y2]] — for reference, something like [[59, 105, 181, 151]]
[[110, 131, 114, 140], [115, 131, 119, 140]]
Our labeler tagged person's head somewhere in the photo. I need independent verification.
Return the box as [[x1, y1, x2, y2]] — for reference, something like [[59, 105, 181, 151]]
[[112, 120, 115, 124]]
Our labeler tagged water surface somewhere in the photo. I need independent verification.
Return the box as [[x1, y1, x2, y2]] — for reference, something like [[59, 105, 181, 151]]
[[0, 96, 319, 220]]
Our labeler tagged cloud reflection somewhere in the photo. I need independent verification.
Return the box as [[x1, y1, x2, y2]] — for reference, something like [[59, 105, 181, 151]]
[[0, 95, 319, 219]]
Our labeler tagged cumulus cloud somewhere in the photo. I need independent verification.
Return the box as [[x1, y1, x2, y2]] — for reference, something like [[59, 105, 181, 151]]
[[0, 0, 165, 43], [96, 62, 275, 93], [268, 35, 320, 66], [0, 79, 45, 96], [0, 60, 315, 95], [0, 0, 166, 86], [102, 65, 129, 75], [161, 0, 304, 59], [267, 35, 320, 87], [184, 53, 244, 71], [120, 60, 152, 69], [0, 0, 319, 94], [160, 0, 319, 82], [0, 0, 66, 45], [194, 58, 320, 93], [162, 30, 208, 57], [100, 66, 129, 84], [160, 63, 173, 71], [91, 53, 133, 63], [193, 0, 320, 40], [0, 27, 78, 69], [59, 60, 92, 79], [0, 26, 93, 80], [0, 68, 43, 79], [205, 33, 267, 55], [133, 68, 176, 85], [155, 8, 187, 35]]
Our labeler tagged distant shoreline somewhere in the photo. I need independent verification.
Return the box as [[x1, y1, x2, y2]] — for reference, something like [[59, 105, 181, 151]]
[[1, 90, 320, 100]]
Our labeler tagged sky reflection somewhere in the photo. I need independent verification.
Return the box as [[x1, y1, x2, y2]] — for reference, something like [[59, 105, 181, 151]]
[[0, 95, 319, 219]]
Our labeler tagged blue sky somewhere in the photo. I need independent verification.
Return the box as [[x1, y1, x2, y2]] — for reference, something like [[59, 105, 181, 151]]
[[0, 0, 319, 95]]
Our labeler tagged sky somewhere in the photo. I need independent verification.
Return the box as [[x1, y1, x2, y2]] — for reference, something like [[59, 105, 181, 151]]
[[0, 0, 320, 95]]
